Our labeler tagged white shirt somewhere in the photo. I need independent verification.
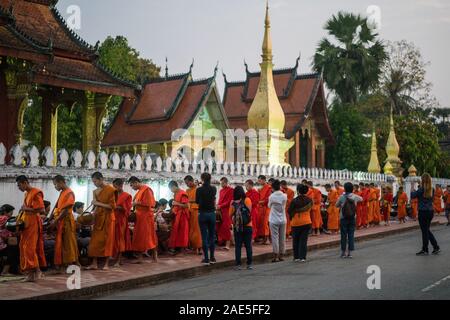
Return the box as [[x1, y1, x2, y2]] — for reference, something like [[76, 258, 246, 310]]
[[268, 191, 287, 225]]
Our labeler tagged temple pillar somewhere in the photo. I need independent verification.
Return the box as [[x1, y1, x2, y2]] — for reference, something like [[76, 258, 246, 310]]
[[317, 143, 325, 168], [0, 64, 30, 152], [294, 131, 300, 167], [307, 130, 316, 168], [82, 92, 111, 153], [40, 93, 60, 155]]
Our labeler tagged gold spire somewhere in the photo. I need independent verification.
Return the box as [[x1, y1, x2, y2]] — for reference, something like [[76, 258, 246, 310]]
[[384, 161, 393, 175], [262, 1, 273, 63], [246, 1, 293, 164], [247, 1, 286, 132], [385, 107, 400, 163], [368, 128, 381, 173]]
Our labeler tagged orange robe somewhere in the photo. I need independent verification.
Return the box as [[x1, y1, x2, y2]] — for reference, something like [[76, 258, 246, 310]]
[[433, 187, 444, 214], [258, 184, 272, 237], [246, 188, 260, 239], [327, 189, 339, 231], [169, 189, 190, 248], [311, 188, 323, 229], [113, 191, 132, 257], [88, 185, 116, 258], [282, 187, 295, 236], [444, 191, 450, 213], [187, 187, 202, 249], [373, 188, 381, 223], [132, 185, 157, 252], [54, 188, 79, 266], [381, 192, 393, 222], [368, 188, 378, 223], [217, 186, 234, 242], [337, 187, 344, 196], [411, 198, 418, 220], [397, 192, 408, 219], [18, 188, 47, 272]]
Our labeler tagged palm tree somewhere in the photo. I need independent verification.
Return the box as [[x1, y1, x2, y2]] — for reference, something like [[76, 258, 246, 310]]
[[313, 12, 386, 104]]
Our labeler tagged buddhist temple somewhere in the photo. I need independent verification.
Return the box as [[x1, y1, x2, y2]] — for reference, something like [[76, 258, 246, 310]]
[[0, 0, 138, 157], [102, 64, 230, 162], [222, 5, 334, 168]]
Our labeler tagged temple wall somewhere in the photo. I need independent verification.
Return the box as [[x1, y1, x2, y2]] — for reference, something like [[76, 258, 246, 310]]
[[2, 141, 447, 213]]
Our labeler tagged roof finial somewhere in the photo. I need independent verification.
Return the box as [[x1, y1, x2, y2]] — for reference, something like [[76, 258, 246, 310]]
[[189, 58, 194, 73], [262, 0, 273, 63], [165, 57, 169, 79]]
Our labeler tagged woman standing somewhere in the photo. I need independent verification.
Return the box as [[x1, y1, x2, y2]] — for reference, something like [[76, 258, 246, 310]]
[[268, 180, 287, 262], [288, 184, 313, 262], [411, 174, 441, 256], [229, 186, 253, 270]]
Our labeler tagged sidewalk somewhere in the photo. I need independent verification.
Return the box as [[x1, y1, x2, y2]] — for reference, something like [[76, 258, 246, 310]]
[[0, 217, 447, 300]]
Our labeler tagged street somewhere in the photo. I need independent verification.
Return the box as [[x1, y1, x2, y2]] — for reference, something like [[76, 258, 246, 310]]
[[100, 225, 450, 300]]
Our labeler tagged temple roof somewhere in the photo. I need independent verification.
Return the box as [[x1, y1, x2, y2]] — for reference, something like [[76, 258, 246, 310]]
[[223, 61, 334, 143], [102, 67, 229, 147], [0, 0, 138, 97]]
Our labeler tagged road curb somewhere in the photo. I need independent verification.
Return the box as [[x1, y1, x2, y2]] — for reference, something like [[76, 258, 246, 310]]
[[25, 220, 443, 300]]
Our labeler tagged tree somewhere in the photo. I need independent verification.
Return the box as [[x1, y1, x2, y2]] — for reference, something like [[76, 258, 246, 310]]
[[313, 12, 386, 104], [326, 102, 371, 170], [380, 40, 439, 115], [394, 112, 444, 177], [98, 36, 160, 128]]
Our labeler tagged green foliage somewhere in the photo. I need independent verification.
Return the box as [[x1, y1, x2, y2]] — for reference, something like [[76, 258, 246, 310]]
[[326, 102, 371, 170], [22, 95, 41, 147], [57, 104, 82, 151], [395, 113, 444, 177], [313, 11, 387, 104]]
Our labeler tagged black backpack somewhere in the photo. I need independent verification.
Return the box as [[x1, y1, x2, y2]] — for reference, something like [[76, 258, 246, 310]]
[[233, 201, 251, 231], [342, 197, 356, 219]]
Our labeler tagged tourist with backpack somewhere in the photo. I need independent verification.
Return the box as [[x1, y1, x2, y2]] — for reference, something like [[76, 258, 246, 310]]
[[229, 186, 253, 270], [336, 183, 362, 258]]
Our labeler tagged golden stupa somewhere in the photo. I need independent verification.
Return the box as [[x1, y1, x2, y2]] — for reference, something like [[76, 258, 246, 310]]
[[247, 1, 294, 165], [385, 107, 403, 177], [368, 128, 381, 173]]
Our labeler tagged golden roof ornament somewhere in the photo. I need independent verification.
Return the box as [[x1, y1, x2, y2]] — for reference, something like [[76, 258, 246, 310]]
[[408, 165, 417, 177], [246, 1, 293, 164], [386, 106, 400, 163], [368, 128, 381, 173], [384, 161, 393, 175]]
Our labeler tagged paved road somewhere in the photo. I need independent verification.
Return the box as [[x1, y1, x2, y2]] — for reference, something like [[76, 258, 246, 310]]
[[100, 225, 450, 300]]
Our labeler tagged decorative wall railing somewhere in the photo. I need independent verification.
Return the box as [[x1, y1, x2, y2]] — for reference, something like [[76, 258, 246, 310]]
[[0, 143, 395, 183]]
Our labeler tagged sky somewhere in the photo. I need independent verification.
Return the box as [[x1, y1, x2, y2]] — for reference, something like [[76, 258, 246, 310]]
[[57, 0, 450, 107]]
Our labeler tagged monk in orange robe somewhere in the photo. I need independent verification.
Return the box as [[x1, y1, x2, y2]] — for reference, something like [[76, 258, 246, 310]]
[[307, 181, 323, 235], [381, 186, 393, 226], [325, 184, 339, 234], [354, 184, 363, 228], [245, 179, 260, 240], [281, 180, 295, 238], [257, 175, 272, 244], [411, 195, 418, 221], [87, 172, 116, 270], [433, 185, 444, 215], [15, 175, 47, 282], [373, 185, 381, 224], [50, 175, 79, 270], [169, 180, 190, 252], [367, 184, 378, 226], [334, 181, 344, 197], [216, 177, 234, 249], [184, 176, 202, 254], [396, 187, 408, 223], [444, 186, 450, 225], [112, 178, 132, 267], [129, 176, 157, 262]]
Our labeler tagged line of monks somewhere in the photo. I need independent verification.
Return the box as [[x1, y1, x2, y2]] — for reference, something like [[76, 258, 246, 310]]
[[10, 173, 450, 282]]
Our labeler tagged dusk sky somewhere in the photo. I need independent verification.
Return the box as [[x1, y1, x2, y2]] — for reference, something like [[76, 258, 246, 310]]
[[57, 0, 450, 107]]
